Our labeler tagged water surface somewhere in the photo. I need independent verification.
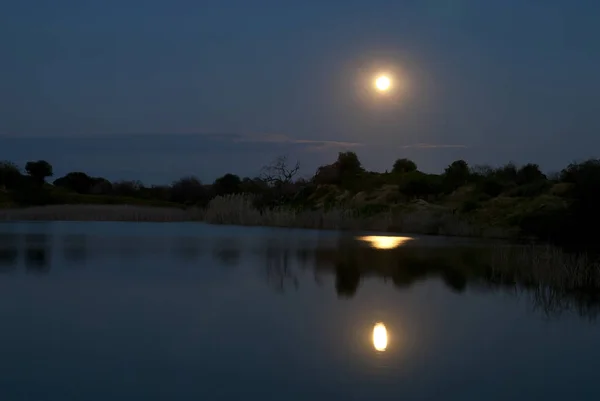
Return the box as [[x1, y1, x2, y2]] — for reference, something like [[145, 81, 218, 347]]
[[0, 222, 598, 401]]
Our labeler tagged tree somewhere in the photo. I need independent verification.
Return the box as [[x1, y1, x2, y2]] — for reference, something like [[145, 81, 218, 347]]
[[470, 164, 494, 178], [25, 160, 53, 185], [337, 151, 364, 176], [213, 173, 242, 196], [145, 185, 171, 202], [170, 176, 207, 204], [0, 161, 23, 189], [240, 177, 269, 194], [53, 172, 95, 194], [495, 162, 518, 183], [112, 180, 143, 197], [392, 158, 417, 174], [521, 159, 600, 245], [443, 160, 470, 191], [313, 163, 341, 185], [516, 163, 546, 185], [260, 155, 300, 188], [400, 174, 441, 200]]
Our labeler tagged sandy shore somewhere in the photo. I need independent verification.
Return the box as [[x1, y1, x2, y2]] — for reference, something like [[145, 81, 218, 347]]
[[0, 204, 203, 222]]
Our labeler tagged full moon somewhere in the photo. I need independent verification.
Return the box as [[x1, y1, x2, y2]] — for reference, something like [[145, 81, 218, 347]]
[[375, 75, 391, 91]]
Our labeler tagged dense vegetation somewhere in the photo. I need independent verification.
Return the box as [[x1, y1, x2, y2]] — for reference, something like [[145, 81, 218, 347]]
[[1, 153, 599, 246]]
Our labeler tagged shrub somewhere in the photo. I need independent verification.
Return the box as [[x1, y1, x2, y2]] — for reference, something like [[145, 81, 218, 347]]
[[506, 181, 551, 197], [461, 200, 480, 213], [477, 178, 504, 198], [392, 158, 417, 174]]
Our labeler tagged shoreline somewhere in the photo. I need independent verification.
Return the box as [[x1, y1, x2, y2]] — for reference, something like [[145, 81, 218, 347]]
[[0, 204, 203, 222], [0, 204, 515, 240]]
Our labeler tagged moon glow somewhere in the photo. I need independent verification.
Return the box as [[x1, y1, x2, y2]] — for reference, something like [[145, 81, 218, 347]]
[[374, 75, 391, 91]]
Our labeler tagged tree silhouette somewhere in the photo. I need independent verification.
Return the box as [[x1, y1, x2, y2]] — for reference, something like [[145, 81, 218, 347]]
[[516, 163, 546, 185], [0, 161, 23, 190], [25, 160, 53, 185], [0, 234, 18, 270], [495, 162, 518, 183], [53, 172, 95, 194], [24, 234, 51, 273], [213, 173, 242, 196], [392, 158, 417, 174], [171, 176, 207, 205], [260, 155, 300, 188], [443, 160, 470, 190], [337, 151, 364, 176]]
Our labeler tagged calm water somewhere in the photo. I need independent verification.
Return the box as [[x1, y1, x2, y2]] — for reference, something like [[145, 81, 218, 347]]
[[0, 222, 599, 401]]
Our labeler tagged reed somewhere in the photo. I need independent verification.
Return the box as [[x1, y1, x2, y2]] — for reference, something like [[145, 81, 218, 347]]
[[202, 194, 511, 238], [489, 245, 600, 291]]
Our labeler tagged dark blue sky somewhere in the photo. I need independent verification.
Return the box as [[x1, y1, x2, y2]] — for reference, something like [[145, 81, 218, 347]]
[[1, 0, 599, 184]]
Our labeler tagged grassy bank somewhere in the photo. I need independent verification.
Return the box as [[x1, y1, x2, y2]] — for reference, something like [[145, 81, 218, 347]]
[[0, 194, 512, 240], [203, 194, 514, 238]]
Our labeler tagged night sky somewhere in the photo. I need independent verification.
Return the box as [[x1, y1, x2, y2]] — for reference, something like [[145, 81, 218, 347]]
[[2, 0, 599, 184]]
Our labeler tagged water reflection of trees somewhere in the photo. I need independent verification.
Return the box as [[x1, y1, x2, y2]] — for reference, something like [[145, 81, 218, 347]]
[[0, 232, 85, 272], [260, 236, 600, 320], [172, 237, 203, 263], [263, 241, 298, 293], [0, 233, 19, 271], [335, 260, 360, 298], [25, 233, 51, 273], [63, 234, 87, 264], [212, 239, 241, 267]]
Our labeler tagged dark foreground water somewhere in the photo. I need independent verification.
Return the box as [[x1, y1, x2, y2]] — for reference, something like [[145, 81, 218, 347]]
[[0, 222, 599, 401]]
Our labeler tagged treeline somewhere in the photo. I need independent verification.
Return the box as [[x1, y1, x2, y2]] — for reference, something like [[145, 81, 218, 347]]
[[0, 156, 305, 209], [1, 153, 599, 245]]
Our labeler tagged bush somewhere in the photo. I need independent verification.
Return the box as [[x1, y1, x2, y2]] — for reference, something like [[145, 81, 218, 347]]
[[518, 209, 572, 243], [53, 172, 97, 194], [506, 181, 551, 197], [460, 200, 480, 213], [354, 204, 390, 217], [399, 172, 442, 200], [516, 163, 546, 185], [392, 158, 417, 174], [477, 178, 504, 198]]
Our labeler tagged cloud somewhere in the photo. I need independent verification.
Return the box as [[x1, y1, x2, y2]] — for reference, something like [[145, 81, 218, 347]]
[[0, 131, 363, 151], [402, 143, 468, 149], [229, 133, 363, 151]]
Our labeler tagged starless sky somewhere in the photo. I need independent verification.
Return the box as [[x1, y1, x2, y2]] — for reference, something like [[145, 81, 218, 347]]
[[1, 0, 599, 184]]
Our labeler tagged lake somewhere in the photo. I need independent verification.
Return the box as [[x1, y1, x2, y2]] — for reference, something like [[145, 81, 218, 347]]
[[0, 221, 599, 401]]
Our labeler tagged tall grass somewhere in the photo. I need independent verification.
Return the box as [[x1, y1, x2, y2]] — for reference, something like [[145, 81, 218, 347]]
[[484, 245, 600, 319], [203, 194, 512, 238], [489, 245, 600, 290]]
